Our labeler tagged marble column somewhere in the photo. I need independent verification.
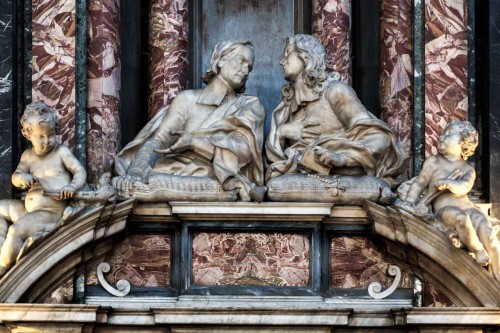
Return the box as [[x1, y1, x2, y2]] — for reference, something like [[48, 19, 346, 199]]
[[0, 0, 15, 199], [312, 0, 352, 84], [32, 0, 77, 149], [424, 0, 468, 157], [148, 0, 188, 118], [86, 0, 121, 182], [379, 0, 413, 160], [487, 0, 500, 218]]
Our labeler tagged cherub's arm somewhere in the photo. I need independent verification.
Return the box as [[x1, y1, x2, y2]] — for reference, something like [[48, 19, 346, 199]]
[[436, 167, 475, 195], [12, 150, 35, 188], [405, 158, 434, 203], [59, 145, 87, 191]]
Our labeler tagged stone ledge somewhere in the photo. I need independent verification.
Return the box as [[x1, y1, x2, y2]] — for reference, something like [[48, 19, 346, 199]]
[[130, 202, 372, 223]]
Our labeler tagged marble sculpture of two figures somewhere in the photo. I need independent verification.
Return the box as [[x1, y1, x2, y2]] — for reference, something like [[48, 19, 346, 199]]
[[0, 35, 498, 283]]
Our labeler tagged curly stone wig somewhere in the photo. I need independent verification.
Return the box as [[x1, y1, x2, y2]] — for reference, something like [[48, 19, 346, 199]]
[[445, 120, 479, 160], [20, 102, 60, 140]]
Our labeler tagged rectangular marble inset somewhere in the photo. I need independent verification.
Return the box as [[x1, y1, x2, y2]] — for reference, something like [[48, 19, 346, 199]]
[[424, 0, 468, 157], [43, 277, 73, 304], [87, 234, 171, 287], [192, 233, 310, 286], [330, 236, 412, 289]]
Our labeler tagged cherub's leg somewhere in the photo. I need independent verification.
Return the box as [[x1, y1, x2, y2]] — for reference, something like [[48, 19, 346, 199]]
[[437, 207, 490, 265], [0, 210, 59, 277], [0, 200, 26, 249], [470, 209, 500, 282]]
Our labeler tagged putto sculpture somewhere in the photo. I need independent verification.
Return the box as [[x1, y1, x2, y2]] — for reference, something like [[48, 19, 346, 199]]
[[114, 40, 267, 202], [397, 120, 500, 282], [0, 102, 87, 277], [265, 35, 405, 204]]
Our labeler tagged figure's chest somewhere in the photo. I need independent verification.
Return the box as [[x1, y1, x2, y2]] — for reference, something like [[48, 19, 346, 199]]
[[30, 156, 65, 177], [292, 100, 344, 133], [184, 105, 216, 131]]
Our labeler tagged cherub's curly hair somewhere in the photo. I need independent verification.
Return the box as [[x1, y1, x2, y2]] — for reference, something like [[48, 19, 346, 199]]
[[285, 35, 329, 94], [202, 40, 254, 94], [20, 102, 59, 139], [446, 120, 478, 160]]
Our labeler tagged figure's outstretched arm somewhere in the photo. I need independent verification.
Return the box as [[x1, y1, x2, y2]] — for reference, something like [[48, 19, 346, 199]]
[[60, 145, 87, 191], [436, 168, 475, 195], [405, 158, 434, 203]]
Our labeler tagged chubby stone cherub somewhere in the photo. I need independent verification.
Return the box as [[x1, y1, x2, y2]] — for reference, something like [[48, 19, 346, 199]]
[[0, 102, 86, 277], [398, 120, 500, 282]]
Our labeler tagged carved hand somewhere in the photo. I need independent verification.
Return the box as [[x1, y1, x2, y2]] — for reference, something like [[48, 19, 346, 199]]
[[17, 173, 37, 189], [154, 130, 194, 154], [434, 178, 451, 191], [313, 146, 348, 167], [279, 121, 321, 144], [60, 184, 76, 200]]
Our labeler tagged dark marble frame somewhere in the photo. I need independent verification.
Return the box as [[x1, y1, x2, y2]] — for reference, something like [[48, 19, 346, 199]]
[[181, 221, 322, 296]]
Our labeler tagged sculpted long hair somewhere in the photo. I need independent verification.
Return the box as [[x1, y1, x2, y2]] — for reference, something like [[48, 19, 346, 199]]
[[286, 35, 329, 94], [202, 40, 254, 94]]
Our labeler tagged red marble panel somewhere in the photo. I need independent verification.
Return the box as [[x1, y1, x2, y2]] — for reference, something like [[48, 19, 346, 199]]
[[148, 0, 189, 118], [192, 233, 310, 286], [87, 0, 121, 182], [42, 277, 73, 304], [32, 0, 76, 148], [87, 234, 171, 287], [424, 0, 468, 157], [330, 236, 412, 289], [422, 281, 456, 307], [379, 0, 413, 159], [312, 0, 352, 83]]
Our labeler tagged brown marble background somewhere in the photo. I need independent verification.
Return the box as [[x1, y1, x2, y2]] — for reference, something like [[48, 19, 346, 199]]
[[42, 277, 73, 304], [148, 0, 189, 118], [87, 0, 121, 182], [424, 0, 468, 157], [312, 0, 352, 84], [192, 233, 310, 286], [422, 281, 456, 307], [32, 0, 76, 149], [87, 234, 171, 287], [379, 0, 413, 159], [330, 236, 412, 289]]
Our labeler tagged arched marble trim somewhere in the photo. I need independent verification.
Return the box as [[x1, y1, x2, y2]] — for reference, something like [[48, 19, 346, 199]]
[[0, 199, 135, 303], [365, 201, 500, 307]]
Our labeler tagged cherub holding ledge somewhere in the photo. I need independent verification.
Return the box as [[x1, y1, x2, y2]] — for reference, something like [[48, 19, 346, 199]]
[[397, 120, 500, 282], [0, 102, 87, 277]]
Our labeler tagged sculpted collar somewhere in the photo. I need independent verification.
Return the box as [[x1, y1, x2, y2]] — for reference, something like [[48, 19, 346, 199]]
[[197, 76, 235, 106], [293, 77, 321, 106]]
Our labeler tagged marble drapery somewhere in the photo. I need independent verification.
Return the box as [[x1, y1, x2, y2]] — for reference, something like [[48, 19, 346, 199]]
[[87, 0, 121, 182], [148, 0, 189, 118], [312, 0, 352, 84], [379, 0, 413, 160], [424, 0, 468, 157]]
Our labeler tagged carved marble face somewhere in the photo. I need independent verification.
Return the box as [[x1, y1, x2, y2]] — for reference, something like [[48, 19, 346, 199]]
[[29, 123, 57, 156], [438, 123, 462, 159], [280, 43, 305, 82], [218, 45, 254, 90]]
